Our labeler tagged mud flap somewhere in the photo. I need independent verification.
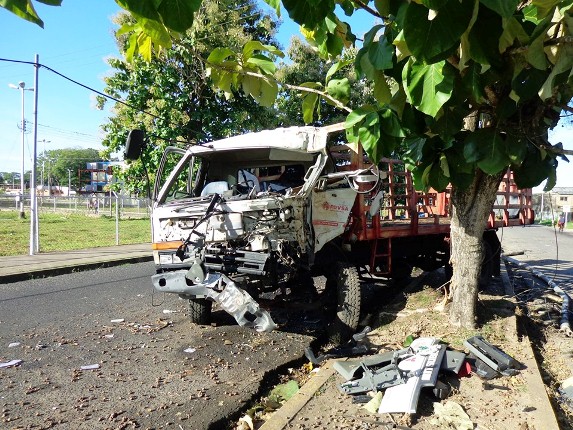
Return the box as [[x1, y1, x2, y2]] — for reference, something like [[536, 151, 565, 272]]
[[204, 274, 277, 332]]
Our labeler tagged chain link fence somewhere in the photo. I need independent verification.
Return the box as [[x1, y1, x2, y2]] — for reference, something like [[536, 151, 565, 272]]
[[0, 194, 151, 256]]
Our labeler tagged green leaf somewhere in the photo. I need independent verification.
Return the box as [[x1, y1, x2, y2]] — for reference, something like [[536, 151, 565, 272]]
[[282, 0, 334, 27], [538, 45, 573, 100], [429, 160, 450, 191], [359, 113, 383, 161], [429, 107, 464, 141], [513, 147, 557, 188], [499, 17, 529, 53], [302, 93, 319, 123], [421, 0, 448, 9], [345, 105, 377, 130], [462, 62, 486, 103], [156, 0, 200, 33], [326, 78, 350, 104], [373, 72, 392, 104], [526, 34, 548, 70], [2, 0, 44, 27], [246, 55, 277, 75], [392, 30, 411, 62], [262, 0, 281, 16], [325, 60, 353, 83], [403, 137, 427, 164], [363, 24, 384, 46], [368, 37, 394, 70], [356, 48, 376, 80], [505, 134, 528, 165], [468, 5, 503, 68], [403, 59, 455, 117], [463, 129, 510, 174], [269, 380, 299, 403], [532, 0, 560, 19], [379, 108, 405, 138], [480, 0, 519, 18], [404, 0, 473, 63], [403, 335, 415, 347], [511, 67, 549, 101], [207, 48, 236, 64], [242, 41, 285, 59], [37, 0, 61, 5]]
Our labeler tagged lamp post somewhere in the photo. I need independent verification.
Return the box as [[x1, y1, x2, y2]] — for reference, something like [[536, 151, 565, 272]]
[[68, 169, 72, 196], [9, 81, 34, 219], [40, 139, 50, 191]]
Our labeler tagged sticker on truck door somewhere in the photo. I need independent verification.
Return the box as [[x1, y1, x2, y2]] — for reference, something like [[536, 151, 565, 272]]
[[311, 188, 357, 252]]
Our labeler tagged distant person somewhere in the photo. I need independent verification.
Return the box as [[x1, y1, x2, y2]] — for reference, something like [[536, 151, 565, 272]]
[[558, 214, 565, 232]]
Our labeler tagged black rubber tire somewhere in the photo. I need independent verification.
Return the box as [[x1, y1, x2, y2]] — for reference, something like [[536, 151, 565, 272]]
[[479, 241, 494, 290], [328, 262, 361, 344], [188, 298, 212, 325]]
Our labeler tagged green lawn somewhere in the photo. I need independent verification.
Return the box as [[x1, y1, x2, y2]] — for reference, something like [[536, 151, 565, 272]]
[[0, 210, 151, 256]]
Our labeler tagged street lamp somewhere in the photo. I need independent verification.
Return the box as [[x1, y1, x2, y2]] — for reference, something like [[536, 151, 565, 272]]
[[9, 81, 34, 219]]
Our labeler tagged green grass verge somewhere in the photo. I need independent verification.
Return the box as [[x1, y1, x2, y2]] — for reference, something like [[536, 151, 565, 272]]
[[0, 211, 150, 256]]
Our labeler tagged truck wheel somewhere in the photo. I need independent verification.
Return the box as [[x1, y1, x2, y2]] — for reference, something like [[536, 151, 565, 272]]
[[479, 241, 494, 290], [328, 262, 361, 344], [188, 298, 212, 324]]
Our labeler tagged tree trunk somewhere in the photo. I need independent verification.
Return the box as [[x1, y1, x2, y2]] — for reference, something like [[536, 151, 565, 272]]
[[449, 170, 503, 328]]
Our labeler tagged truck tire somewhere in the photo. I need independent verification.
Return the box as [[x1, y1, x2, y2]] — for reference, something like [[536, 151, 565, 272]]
[[328, 262, 361, 344], [188, 298, 212, 324]]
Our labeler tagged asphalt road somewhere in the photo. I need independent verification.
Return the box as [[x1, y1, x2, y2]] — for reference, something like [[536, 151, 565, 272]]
[[0, 262, 317, 429], [497, 224, 573, 290]]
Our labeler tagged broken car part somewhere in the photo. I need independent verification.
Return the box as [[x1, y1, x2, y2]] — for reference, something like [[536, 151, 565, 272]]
[[463, 335, 520, 378]]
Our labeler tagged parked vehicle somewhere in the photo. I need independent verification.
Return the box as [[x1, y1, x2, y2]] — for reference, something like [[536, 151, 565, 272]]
[[124, 124, 534, 339]]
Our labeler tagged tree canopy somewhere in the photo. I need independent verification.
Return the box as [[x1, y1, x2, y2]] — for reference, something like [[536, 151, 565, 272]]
[[97, 0, 282, 194]]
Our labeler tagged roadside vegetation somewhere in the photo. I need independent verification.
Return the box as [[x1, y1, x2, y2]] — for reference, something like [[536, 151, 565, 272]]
[[0, 210, 150, 256]]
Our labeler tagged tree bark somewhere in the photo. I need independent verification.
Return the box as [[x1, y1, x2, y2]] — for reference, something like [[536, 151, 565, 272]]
[[449, 170, 503, 328]]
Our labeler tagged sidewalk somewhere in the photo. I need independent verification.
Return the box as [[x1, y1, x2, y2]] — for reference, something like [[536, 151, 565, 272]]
[[0, 243, 153, 283]]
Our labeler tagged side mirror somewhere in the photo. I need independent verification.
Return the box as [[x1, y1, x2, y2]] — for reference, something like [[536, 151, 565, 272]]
[[124, 129, 145, 160]]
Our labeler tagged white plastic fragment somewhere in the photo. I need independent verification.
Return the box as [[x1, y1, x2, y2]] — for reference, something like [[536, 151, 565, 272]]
[[80, 364, 100, 370], [162, 309, 177, 314], [110, 319, 125, 323], [8, 342, 20, 348], [184, 348, 197, 354], [0, 359, 23, 368], [104, 334, 114, 339]]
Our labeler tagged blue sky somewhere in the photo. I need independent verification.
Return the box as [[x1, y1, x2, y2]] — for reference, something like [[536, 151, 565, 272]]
[[0, 1, 571, 189]]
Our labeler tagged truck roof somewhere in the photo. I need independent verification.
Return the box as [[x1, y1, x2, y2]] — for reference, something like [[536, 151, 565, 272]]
[[186, 123, 346, 157]]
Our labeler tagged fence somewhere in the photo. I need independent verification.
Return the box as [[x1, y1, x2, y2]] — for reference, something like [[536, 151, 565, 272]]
[[0, 194, 152, 256]]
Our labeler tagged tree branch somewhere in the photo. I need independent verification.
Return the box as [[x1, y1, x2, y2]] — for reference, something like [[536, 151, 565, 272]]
[[206, 62, 352, 113], [351, 0, 384, 19]]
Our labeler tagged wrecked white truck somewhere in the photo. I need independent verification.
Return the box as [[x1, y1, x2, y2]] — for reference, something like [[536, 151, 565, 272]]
[[124, 123, 534, 338]]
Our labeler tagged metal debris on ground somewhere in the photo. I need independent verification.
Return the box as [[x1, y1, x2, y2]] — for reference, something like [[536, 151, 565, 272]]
[[80, 364, 100, 370], [503, 255, 573, 336], [332, 334, 523, 415], [0, 359, 23, 369], [305, 326, 373, 365]]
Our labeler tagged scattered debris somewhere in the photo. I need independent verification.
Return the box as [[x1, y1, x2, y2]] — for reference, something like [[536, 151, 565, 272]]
[[560, 376, 573, 410], [80, 364, 100, 370], [430, 400, 473, 430], [268, 380, 299, 403], [333, 334, 522, 415], [0, 359, 23, 368], [306, 327, 373, 365], [110, 318, 125, 323], [464, 335, 520, 379], [363, 391, 383, 414], [8, 342, 20, 348], [236, 414, 254, 430], [184, 347, 197, 354]]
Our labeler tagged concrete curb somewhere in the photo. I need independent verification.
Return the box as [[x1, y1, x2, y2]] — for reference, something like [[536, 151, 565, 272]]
[[259, 361, 337, 430], [0, 254, 154, 283]]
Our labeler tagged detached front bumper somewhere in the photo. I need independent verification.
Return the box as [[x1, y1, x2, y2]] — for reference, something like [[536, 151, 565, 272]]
[[151, 271, 276, 332]]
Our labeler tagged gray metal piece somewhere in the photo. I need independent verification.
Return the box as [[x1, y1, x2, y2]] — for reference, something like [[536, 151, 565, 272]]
[[463, 335, 519, 377], [441, 349, 467, 374], [152, 271, 276, 332], [334, 349, 407, 382]]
